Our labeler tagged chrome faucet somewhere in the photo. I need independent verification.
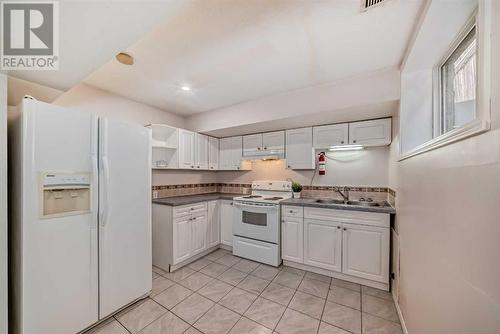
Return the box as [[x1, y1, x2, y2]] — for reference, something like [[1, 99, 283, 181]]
[[335, 187, 349, 204]]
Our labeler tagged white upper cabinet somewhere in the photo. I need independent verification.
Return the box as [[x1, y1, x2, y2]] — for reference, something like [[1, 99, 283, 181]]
[[262, 131, 285, 152], [148, 124, 179, 169], [220, 136, 250, 170], [313, 124, 348, 148], [348, 118, 391, 146], [243, 131, 285, 156], [243, 134, 262, 156], [178, 129, 195, 169], [152, 117, 391, 171], [194, 133, 209, 170], [220, 137, 238, 170], [286, 127, 314, 170], [208, 137, 219, 170]]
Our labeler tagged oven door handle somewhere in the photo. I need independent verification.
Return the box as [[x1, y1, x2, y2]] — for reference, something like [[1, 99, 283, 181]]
[[233, 201, 278, 209]]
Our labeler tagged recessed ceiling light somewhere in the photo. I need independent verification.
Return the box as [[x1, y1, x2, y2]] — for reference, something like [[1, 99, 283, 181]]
[[115, 52, 134, 65], [181, 86, 191, 91]]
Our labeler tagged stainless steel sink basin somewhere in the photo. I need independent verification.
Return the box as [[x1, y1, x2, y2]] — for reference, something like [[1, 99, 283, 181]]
[[314, 199, 345, 204], [347, 200, 382, 207]]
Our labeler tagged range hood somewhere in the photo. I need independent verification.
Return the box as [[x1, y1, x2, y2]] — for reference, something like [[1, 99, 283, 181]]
[[242, 149, 285, 161]]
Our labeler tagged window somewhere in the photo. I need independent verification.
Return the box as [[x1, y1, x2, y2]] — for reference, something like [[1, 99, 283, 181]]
[[399, 1, 491, 160], [440, 25, 477, 134]]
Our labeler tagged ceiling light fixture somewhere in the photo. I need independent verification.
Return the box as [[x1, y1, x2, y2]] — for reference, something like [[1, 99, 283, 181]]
[[115, 52, 134, 65], [181, 86, 191, 91], [329, 145, 364, 152]]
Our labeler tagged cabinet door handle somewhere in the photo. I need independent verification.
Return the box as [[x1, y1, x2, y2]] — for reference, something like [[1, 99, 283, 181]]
[[343, 227, 347, 231], [264, 146, 267, 150], [341, 141, 344, 144], [353, 140, 357, 143], [197, 166, 200, 168], [337, 226, 341, 229]]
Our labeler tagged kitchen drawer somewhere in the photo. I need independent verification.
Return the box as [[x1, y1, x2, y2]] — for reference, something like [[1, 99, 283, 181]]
[[282, 205, 303, 218], [232, 236, 280, 267], [191, 212, 207, 220], [174, 202, 207, 218], [304, 207, 389, 228]]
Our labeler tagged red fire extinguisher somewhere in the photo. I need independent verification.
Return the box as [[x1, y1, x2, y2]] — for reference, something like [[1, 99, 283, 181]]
[[318, 152, 326, 175]]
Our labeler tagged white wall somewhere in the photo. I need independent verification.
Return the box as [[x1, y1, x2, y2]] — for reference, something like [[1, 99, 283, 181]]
[[395, 1, 500, 333], [399, 0, 478, 154], [0, 74, 8, 334], [53, 83, 185, 128], [7, 76, 64, 106], [216, 147, 389, 187]]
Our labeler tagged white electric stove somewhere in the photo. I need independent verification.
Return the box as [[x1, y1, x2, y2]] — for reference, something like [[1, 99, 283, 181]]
[[232, 181, 292, 266]]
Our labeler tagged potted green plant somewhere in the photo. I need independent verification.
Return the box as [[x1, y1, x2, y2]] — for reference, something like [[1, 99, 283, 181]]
[[291, 181, 303, 199]]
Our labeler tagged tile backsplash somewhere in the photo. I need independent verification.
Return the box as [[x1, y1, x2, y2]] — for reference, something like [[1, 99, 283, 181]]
[[152, 183, 396, 204], [152, 183, 251, 198]]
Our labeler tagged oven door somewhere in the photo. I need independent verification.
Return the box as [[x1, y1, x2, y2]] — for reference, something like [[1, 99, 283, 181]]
[[233, 201, 279, 244]]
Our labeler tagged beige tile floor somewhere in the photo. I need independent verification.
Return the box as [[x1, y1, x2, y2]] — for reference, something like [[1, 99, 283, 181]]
[[85, 249, 402, 334]]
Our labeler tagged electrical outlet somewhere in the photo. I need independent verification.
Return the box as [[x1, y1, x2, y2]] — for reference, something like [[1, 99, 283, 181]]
[[152, 190, 159, 199]]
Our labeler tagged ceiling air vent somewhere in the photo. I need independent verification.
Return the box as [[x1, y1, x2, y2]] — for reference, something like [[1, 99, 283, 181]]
[[362, 0, 388, 11]]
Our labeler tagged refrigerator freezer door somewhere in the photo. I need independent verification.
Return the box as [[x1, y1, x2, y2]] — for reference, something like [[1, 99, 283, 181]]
[[17, 100, 99, 334], [99, 118, 152, 318]]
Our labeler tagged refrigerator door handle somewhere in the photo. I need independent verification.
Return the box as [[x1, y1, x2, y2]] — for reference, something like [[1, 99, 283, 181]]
[[92, 155, 99, 228], [100, 156, 111, 227]]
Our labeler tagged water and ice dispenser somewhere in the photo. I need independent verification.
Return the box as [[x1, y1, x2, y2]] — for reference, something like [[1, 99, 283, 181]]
[[40, 173, 91, 219]]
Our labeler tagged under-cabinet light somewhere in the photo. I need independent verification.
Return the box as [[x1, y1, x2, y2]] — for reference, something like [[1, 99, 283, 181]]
[[329, 145, 364, 151]]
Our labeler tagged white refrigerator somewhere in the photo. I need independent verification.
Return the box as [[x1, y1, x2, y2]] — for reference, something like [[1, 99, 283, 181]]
[[10, 98, 152, 334]]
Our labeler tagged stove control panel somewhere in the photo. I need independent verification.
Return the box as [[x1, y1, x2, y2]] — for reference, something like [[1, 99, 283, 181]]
[[252, 181, 292, 191]]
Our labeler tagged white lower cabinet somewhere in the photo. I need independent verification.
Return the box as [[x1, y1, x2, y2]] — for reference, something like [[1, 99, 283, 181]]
[[281, 205, 391, 286], [342, 223, 389, 283], [281, 216, 304, 263], [304, 219, 342, 272], [173, 216, 192, 264], [191, 215, 208, 256], [220, 200, 234, 246], [207, 200, 220, 248], [154, 201, 215, 271]]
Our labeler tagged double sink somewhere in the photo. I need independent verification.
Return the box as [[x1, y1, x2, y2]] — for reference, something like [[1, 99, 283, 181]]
[[315, 198, 384, 207]]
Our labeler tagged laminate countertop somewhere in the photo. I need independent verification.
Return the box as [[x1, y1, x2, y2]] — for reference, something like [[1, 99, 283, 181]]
[[152, 193, 241, 206], [281, 198, 396, 214]]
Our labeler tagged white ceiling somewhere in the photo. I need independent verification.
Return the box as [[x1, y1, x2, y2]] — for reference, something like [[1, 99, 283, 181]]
[[83, 0, 424, 116], [4, 0, 192, 90]]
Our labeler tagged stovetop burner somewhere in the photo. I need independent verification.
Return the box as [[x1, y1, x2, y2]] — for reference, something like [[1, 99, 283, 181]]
[[263, 197, 284, 200], [242, 195, 263, 198]]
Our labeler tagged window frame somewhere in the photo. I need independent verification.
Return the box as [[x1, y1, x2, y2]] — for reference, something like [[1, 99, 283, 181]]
[[399, 2, 491, 161], [437, 15, 477, 137]]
